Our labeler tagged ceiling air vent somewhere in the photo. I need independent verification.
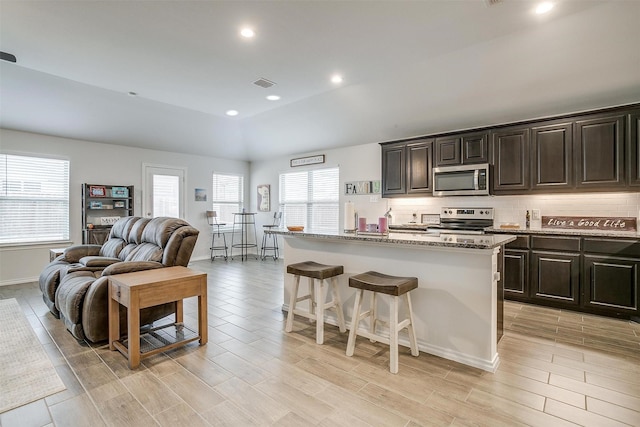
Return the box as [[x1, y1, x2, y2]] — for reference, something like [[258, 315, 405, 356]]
[[253, 78, 276, 88], [484, 0, 503, 6]]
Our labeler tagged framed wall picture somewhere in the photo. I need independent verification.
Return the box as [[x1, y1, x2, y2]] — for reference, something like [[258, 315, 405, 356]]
[[257, 184, 270, 212], [195, 188, 207, 202], [89, 185, 106, 197]]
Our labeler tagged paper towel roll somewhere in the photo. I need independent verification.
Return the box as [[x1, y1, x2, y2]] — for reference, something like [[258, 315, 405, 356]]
[[344, 202, 356, 231]]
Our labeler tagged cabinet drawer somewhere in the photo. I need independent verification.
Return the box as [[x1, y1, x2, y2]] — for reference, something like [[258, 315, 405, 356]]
[[583, 238, 640, 257], [505, 235, 530, 250], [531, 236, 581, 252]]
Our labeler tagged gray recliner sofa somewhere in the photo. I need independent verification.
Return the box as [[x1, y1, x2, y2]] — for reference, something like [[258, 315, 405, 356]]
[[39, 216, 199, 342]]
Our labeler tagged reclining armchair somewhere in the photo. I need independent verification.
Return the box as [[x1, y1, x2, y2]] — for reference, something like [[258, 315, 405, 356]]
[[39, 216, 199, 342]]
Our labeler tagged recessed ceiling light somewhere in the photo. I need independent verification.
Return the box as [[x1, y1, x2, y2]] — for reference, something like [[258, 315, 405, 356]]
[[331, 74, 343, 84], [266, 95, 281, 101], [240, 27, 255, 38], [226, 110, 239, 116], [535, 2, 554, 14]]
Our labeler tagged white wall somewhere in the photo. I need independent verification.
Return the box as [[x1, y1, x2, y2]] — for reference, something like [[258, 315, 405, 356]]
[[3, 127, 638, 285], [0, 129, 249, 285], [250, 142, 388, 238]]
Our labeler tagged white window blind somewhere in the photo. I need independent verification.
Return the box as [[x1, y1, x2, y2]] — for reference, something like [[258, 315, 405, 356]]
[[0, 154, 70, 244], [211, 173, 244, 223], [152, 174, 180, 218], [279, 167, 339, 232]]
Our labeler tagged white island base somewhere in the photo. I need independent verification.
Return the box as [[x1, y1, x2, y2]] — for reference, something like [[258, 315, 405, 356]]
[[281, 234, 505, 372]]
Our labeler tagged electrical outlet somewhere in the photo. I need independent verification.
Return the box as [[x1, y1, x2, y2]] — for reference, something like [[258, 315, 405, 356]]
[[369, 195, 380, 203], [532, 209, 541, 220]]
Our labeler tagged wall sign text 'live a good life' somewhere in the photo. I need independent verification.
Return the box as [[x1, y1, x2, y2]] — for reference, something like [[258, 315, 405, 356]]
[[542, 216, 637, 232]]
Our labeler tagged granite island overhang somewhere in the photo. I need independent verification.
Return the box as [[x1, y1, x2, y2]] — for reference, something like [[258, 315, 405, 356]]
[[271, 229, 516, 372]]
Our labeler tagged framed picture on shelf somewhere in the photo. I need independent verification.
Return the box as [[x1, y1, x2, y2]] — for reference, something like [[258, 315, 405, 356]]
[[90, 201, 103, 209], [89, 185, 106, 197], [111, 186, 129, 198], [114, 201, 126, 208]]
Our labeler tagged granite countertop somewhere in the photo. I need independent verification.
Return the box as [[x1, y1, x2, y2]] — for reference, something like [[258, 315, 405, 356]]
[[271, 229, 516, 250], [486, 227, 640, 239]]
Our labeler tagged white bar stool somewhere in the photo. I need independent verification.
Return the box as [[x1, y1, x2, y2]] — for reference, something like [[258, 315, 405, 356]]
[[285, 261, 346, 344], [346, 271, 419, 373]]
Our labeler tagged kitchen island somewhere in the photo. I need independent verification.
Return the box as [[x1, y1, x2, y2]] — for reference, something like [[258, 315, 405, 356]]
[[272, 229, 516, 372]]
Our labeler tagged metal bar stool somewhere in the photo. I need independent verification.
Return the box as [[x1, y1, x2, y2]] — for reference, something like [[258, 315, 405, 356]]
[[206, 210, 227, 260], [261, 212, 282, 260], [346, 271, 419, 373], [285, 261, 347, 344]]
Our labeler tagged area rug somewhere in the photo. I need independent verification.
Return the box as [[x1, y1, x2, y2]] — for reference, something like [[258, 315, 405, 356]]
[[0, 298, 65, 413]]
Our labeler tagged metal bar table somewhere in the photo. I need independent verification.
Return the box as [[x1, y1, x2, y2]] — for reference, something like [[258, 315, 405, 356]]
[[230, 212, 258, 261]]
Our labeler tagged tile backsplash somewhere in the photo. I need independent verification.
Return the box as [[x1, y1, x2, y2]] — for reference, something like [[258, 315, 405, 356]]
[[384, 192, 640, 228]]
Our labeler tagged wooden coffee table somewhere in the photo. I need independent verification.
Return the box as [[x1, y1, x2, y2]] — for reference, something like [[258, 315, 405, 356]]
[[108, 266, 208, 369]]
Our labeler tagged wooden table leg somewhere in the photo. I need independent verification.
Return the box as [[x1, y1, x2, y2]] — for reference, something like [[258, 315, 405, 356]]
[[108, 284, 119, 351], [198, 276, 208, 345], [198, 297, 208, 345], [175, 300, 184, 323], [128, 294, 141, 369]]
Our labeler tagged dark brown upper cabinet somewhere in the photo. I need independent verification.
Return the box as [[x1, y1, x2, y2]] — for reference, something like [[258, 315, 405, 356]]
[[407, 140, 433, 194], [492, 126, 530, 193], [381, 142, 406, 196], [574, 113, 626, 189], [435, 132, 488, 166], [381, 103, 639, 198], [531, 121, 573, 191], [629, 110, 640, 187], [381, 139, 433, 197], [434, 136, 460, 166]]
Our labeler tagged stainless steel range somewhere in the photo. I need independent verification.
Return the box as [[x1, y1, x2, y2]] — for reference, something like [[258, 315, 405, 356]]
[[427, 207, 494, 234]]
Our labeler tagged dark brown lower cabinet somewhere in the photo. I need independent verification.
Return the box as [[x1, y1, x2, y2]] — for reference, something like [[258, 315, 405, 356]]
[[500, 232, 640, 319], [583, 256, 639, 317], [503, 249, 528, 301], [531, 251, 581, 306]]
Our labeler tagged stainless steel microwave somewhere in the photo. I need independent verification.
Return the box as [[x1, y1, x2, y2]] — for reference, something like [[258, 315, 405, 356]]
[[433, 163, 490, 196]]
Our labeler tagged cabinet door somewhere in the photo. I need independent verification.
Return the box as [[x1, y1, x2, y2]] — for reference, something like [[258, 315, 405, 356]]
[[583, 256, 639, 316], [381, 143, 406, 197], [492, 127, 530, 193], [531, 122, 573, 190], [575, 113, 625, 189], [406, 140, 433, 194], [462, 132, 488, 164], [435, 136, 461, 166], [503, 249, 529, 302], [531, 251, 580, 305], [629, 110, 640, 186], [84, 229, 110, 245]]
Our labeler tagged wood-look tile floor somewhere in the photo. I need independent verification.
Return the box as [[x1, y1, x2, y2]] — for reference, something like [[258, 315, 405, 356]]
[[1, 258, 639, 427]]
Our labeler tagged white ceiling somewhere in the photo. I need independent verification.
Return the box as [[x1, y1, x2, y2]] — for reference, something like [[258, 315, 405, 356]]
[[1, 1, 639, 162]]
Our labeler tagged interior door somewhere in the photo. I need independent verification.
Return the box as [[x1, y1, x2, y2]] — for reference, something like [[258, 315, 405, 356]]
[[143, 164, 186, 219]]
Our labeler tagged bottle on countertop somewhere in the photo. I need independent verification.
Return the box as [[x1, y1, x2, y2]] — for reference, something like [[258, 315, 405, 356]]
[[526, 210, 530, 229], [384, 207, 393, 225]]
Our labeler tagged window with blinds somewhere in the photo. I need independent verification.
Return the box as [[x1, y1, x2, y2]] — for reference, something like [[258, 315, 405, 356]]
[[0, 154, 70, 244], [152, 174, 180, 218], [279, 167, 339, 232], [211, 173, 244, 223]]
